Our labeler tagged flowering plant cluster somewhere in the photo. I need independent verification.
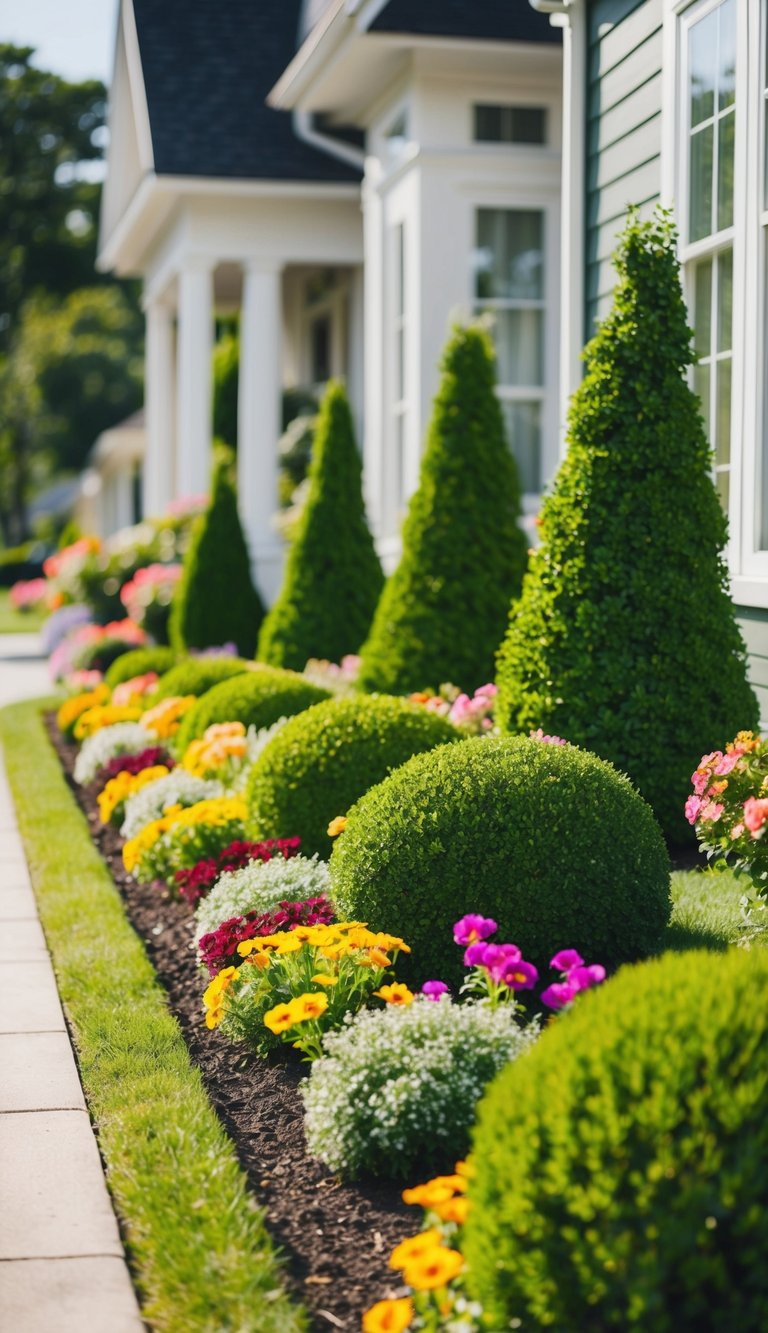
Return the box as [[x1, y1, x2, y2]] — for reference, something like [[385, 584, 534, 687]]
[[111, 672, 160, 707], [120, 771, 220, 840], [409, 683, 497, 735], [122, 796, 248, 884], [198, 895, 334, 976], [102, 747, 175, 781], [178, 834, 301, 907], [180, 721, 250, 781], [141, 694, 197, 740], [73, 722, 155, 786], [203, 923, 410, 1060], [49, 618, 146, 683], [194, 851, 327, 940], [451, 915, 605, 1014], [9, 577, 48, 612], [62, 669, 104, 693], [56, 685, 110, 740], [529, 727, 568, 745], [686, 732, 768, 890], [302, 654, 361, 693], [43, 536, 102, 582], [41, 604, 93, 656], [97, 764, 171, 826], [119, 562, 181, 641], [73, 703, 144, 742]]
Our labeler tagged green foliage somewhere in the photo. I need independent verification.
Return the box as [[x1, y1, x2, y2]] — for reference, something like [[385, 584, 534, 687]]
[[257, 381, 383, 670], [174, 668, 330, 752], [152, 657, 249, 702], [169, 456, 264, 657], [495, 212, 758, 842], [212, 327, 239, 449], [302, 998, 537, 1181], [104, 647, 177, 689], [247, 694, 458, 858], [358, 324, 528, 694], [331, 735, 670, 986], [72, 637, 137, 675], [465, 948, 768, 1331]]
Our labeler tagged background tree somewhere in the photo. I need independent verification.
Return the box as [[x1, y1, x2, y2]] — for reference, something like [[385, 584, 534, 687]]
[[257, 380, 383, 669], [495, 211, 758, 843], [358, 323, 529, 694], [212, 323, 239, 450]]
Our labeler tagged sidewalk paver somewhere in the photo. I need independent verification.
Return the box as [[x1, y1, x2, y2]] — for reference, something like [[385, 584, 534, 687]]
[[0, 1032, 85, 1111], [0, 1257, 142, 1333]]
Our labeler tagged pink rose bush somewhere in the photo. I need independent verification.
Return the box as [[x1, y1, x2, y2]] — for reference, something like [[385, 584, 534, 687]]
[[409, 683, 497, 734], [687, 731, 768, 889]]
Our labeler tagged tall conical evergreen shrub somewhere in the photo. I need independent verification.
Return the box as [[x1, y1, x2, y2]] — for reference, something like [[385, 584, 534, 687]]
[[496, 211, 758, 842], [358, 324, 528, 694], [169, 451, 264, 658], [257, 380, 383, 670]]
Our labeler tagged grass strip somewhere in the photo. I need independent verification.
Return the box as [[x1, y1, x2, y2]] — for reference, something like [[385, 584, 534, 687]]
[[0, 699, 306, 1333]]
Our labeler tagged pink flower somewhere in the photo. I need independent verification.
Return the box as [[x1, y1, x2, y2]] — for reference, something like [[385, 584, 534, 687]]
[[699, 801, 724, 823], [463, 942, 491, 967], [714, 752, 741, 777], [529, 728, 567, 745], [731, 822, 745, 839], [569, 964, 606, 991], [474, 683, 498, 699], [499, 959, 538, 991], [453, 914, 498, 946], [421, 980, 450, 1001], [685, 794, 704, 825], [743, 797, 768, 835], [691, 770, 710, 796], [481, 943, 522, 982], [550, 949, 584, 972], [541, 981, 578, 1010]]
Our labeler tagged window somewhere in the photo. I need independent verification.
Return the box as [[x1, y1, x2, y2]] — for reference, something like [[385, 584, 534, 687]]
[[473, 104, 547, 146], [683, 0, 736, 513], [391, 223, 406, 507], [473, 208, 546, 493]]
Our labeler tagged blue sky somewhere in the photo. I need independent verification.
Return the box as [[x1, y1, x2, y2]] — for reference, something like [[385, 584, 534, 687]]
[[0, 0, 119, 84]]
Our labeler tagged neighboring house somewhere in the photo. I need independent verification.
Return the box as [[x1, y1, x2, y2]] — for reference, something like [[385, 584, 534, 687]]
[[539, 0, 768, 718], [74, 411, 145, 538], [97, 0, 561, 592]]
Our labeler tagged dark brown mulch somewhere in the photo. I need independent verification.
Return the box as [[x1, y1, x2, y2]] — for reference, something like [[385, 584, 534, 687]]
[[46, 718, 412, 1332]]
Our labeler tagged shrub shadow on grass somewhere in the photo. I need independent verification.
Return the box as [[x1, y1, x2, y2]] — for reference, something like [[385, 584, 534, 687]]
[[659, 920, 730, 953]]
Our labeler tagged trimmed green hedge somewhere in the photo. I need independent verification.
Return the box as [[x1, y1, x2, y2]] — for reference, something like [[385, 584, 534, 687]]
[[495, 212, 758, 843], [105, 646, 177, 689], [358, 323, 528, 694], [175, 668, 330, 752], [257, 381, 383, 670], [247, 694, 458, 858], [465, 947, 768, 1331], [330, 735, 670, 985], [152, 657, 249, 701]]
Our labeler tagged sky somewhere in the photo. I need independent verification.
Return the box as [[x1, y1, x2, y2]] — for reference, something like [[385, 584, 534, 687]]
[[0, 0, 119, 84]]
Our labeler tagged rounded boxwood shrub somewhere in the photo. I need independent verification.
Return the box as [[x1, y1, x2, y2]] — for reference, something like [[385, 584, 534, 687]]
[[174, 668, 330, 753], [71, 637, 138, 675], [152, 657, 249, 702], [247, 694, 458, 858], [105, 646, 176, 689], [358, 323, 528, 695], [495, 212, 758, 844], [257, 380, 383, 671], [330, 735, 670, 986], [465, 948, 768, 1331]]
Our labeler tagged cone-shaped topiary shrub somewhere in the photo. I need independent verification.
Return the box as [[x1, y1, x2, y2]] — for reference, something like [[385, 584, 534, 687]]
[[104, 646, 177, 689], [152, 657, 249, 702], [358, 323, 528, 695], [174, 667, 330, 753], [247, 694, 458, 858], [257, 381, 383, 670], [169, 453, 264, 657], [465, 947, 768, 1331], [495, 211, 758, 843], [330, 735, 670, 986]]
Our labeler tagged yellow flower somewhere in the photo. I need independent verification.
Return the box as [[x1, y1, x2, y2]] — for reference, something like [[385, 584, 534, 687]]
[[327, 815, 348, 837], [373, 983, 414, 1007], [142, 694, 196, 738], [97, 764, 170, 824], [202, 966, 239, 1028], [402, 1245, 463, 1291], [74, 704, 143, 740], [362, 1296, 414, 1333], [291, 992, 329, 1022], [389, 1229, 444, 1272], [366, 948, 392, 968], [432, 1196, 470, 1225], [402, 1182, 456, 1209], [310, 973, 338, 987], [204, 721, 246, 742], [274, 934, 303, 955], [57, 685, 110, 734], [264, 1003, 297, 1035], [244, 951, 271, 970]]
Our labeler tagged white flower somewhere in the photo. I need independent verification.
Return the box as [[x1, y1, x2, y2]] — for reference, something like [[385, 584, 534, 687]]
[[194, 853, 331, 948], [121, 772, 221, 839], [74, 723, 154, 786]]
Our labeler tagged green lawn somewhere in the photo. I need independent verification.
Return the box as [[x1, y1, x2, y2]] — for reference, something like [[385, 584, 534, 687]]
[[666, 863, 768, 952], [0, 587, 47, 633], [0, 699, 305, 1333]]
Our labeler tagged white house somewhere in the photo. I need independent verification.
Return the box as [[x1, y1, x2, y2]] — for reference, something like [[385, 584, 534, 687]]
[[97, 0, 562, 594]]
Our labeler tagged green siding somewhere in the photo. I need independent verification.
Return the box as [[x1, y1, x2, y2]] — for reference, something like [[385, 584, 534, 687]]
[[735, 608, 768, 726], [585, 0, 663, 335]]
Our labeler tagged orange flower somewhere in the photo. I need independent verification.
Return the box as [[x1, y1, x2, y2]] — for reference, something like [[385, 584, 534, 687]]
[[366, 948, 392, 968], [362, 1296, 414, 1333], [389, 1228, 443, 1272], [409, 692, 430, 704], [327, 815, 348, 837], [402, 1245, 464, 1291], [402, 1182, 456, 1209], [373, 983, 414, 1006], [432, 1196, 470, 1225]]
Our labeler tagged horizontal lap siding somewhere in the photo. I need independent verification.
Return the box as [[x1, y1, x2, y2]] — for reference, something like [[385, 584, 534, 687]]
[[585, 0, 663, 334], [735, 609, 768, 728]]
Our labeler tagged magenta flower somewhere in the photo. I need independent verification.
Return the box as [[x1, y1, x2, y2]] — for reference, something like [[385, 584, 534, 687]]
[[463, 941, 491, 967], [499, 959, 539, 991], [541, 981, 578, 1010], [481, 943, 521, 981], [685, 794, 704, 825], [569, 964, 606, 991], [453, 914, 498, 946], [549, 949, 584, 973], [421, 980, 450, 1001]]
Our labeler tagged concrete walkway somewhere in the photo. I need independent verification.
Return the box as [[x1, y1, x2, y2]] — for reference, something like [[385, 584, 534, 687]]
[[0, 633, 144, 1331]]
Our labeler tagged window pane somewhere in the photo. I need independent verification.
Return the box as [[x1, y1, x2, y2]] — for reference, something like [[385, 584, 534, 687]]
[[474, 105, 546, 145], [501, 400, 541, 494], [690, 7, 718, 126], [694, 363, 711, 439], [717, 108, 735, 231], [715, 359, 732, 467], [492, 309, 543, 386], [474, 105, 503, 141], [718, 0, 736, 110], [717, 247, 733, 353], [693, 259, 712, 356], [689, 124, 714, 241], [475, 210, 544, 300]]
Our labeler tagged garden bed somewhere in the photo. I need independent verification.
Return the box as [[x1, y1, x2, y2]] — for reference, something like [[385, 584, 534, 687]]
[[46, 713, 410, 1331]]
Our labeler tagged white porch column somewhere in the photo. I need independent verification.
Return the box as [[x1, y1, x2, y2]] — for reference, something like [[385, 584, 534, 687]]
[[143, 296, 176, 516], [238, 259, 284, 604], [176, 259, 214, 499]]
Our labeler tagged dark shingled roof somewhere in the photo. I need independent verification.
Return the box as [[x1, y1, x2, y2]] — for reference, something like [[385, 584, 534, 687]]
[[132, 0, 360, 182], [369, 0, 561, 44]]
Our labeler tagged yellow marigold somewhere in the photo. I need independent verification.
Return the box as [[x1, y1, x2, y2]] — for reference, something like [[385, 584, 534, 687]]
[[74, 704, 143, 741], [310, 973, 338, 987], [389, 1229, 444, 1272], [181, 739, 208, 774], [373, 932, 411, 955], [373, 983, 414, 1007], [97, 764, 170, 824], [57, 685, 110, 734], [202, 966, 239, 1029], [264, 1002, 297, 1035], [402, 1182, 456, 1209], [142, 695, 196, 738], [327, 815, 348, 837], [204, 721, 246, 742], [432, 1196, 470, 1226], [362, 1296, 414, 1333], [291, 992, 329, 1022], [366, 948, 392, 968], [402, 1245, 463, 1292]]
